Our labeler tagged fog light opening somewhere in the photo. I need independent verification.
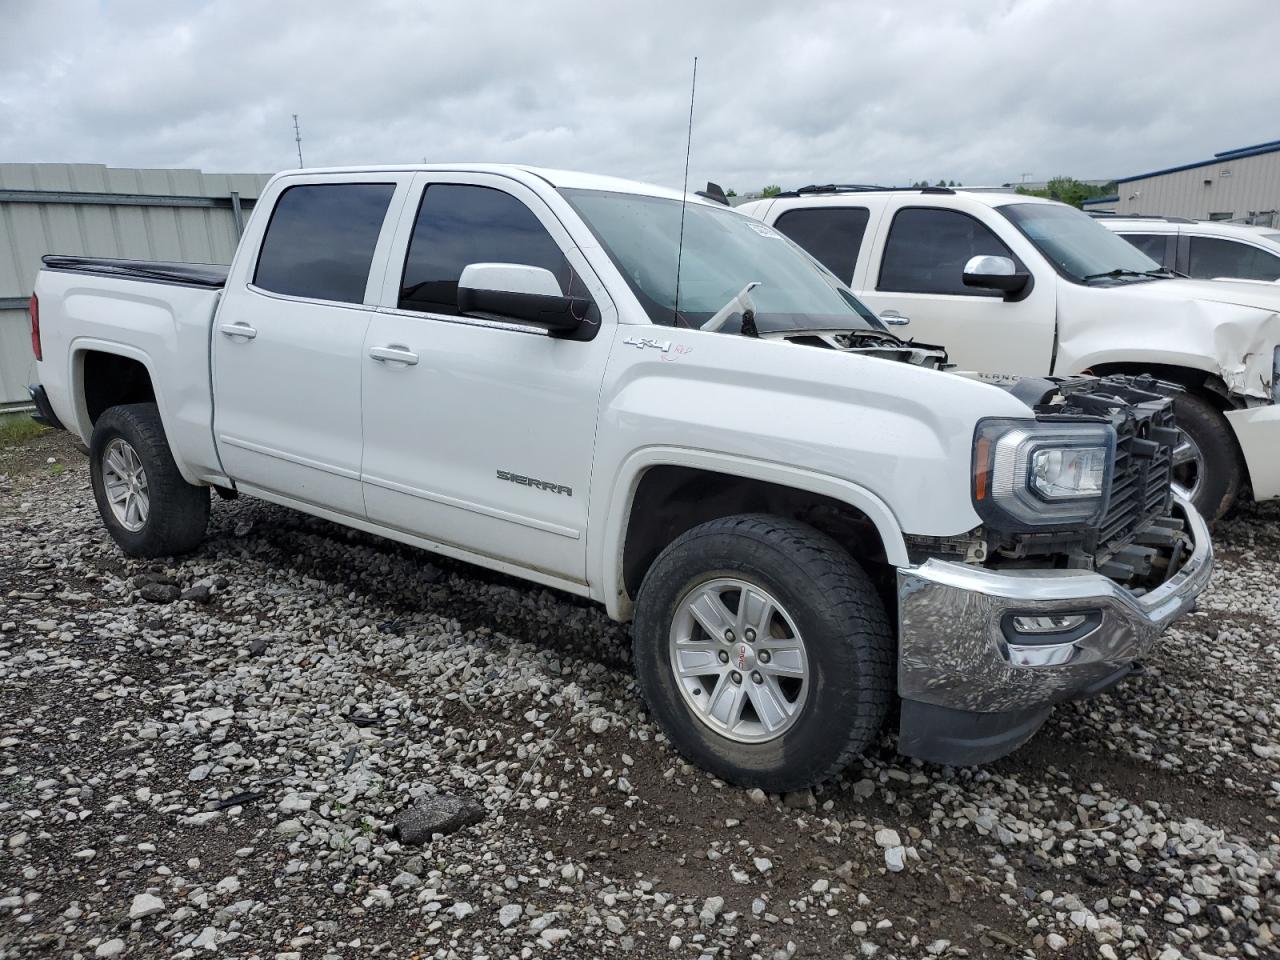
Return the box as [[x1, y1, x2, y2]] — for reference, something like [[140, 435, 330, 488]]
[[1011, 613, 1087, 634], [1001, 610, 1102, 647]]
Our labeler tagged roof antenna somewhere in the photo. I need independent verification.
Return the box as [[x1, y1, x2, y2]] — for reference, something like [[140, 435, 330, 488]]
[[673, 57, 697, 326], [293, 114, 305, 168]]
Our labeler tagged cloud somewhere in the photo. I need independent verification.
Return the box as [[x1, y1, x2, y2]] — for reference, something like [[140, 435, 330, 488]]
[[1, 0, 1277, 192]]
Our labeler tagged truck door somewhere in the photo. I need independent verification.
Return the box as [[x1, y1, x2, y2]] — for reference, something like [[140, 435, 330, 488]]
[[359, 173, 614, 586], [855, 201, 1056, 375], [212, 174, 410, 516]]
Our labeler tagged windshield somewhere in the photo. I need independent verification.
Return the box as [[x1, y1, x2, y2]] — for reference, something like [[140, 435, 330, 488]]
[[998, 202, 1165, 283], [561, 188, 883, 333]]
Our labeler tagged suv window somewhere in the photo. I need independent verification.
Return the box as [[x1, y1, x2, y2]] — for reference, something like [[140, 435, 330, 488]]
[[400, 183, 575, 314], [1121, 233, 1170, 265], [879, 207, 1016, 296], [1187, 236, 1280, 282], [773, 207, 870, 283], [254, 183, 396, 304]]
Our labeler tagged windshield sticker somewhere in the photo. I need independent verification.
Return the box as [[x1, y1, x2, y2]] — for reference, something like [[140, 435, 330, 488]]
[[746, 222, 781, 238]]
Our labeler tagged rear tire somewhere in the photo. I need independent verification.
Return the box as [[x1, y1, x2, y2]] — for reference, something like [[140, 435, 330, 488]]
[[1171, 392, 1242, 521], [89, 403, 209, 557], [632, 514, 893, 792]]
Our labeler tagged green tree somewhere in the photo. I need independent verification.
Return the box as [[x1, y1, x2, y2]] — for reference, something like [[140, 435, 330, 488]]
[[725, 188, 737, 197], [1016, 176, 1118, 209], [761, 185, 782, 197]]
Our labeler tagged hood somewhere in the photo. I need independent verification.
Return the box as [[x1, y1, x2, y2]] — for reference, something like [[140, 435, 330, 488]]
[[1121, 276, 1280, 312], [1058, 277, 1280, 402]]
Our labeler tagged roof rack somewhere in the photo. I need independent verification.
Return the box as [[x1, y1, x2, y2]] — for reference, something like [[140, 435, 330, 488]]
[[774, 184, 956, 198], [1086, 212, 1195, 223]]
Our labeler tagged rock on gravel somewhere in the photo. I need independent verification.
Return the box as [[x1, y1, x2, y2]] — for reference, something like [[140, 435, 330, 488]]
[[392, 794, 485, 844], [127, 892, 164, 919], [137, 582, 180, 603]]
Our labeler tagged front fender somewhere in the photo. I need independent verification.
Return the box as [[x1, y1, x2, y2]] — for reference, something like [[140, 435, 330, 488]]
[[1057, 285, 1280, 401], [596, 447, 910, 620]]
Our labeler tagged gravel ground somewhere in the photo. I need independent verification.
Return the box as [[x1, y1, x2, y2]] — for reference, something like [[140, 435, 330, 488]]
[[2, 433, 1278, 960]]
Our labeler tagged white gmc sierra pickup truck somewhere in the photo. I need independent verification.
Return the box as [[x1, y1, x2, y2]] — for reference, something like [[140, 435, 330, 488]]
[[739, 187, 1280, 521], [27, 164, 1212, 790]]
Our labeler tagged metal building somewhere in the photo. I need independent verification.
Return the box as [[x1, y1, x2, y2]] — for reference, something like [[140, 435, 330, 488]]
[[1113, 139, 1280, 224], [0, 163, 273, 407]]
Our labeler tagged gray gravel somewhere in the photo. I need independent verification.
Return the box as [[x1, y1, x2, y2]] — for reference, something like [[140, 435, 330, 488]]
[[1, 442, 1278, 959]]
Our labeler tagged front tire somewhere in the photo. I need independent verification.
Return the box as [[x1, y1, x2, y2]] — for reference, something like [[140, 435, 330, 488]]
[[90, 403, 209, 557], [632, 514, 894, 792], [1171, 392, 1242, 521]]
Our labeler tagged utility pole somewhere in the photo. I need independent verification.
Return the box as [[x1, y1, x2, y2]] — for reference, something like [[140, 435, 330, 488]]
[[1020, 172, 1032, 184], [293, 114, 305, 168]]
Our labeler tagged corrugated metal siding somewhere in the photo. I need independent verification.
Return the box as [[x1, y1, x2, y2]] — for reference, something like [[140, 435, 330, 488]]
[[0, 163, 273, 405], [1114, 150, 1280, 221]]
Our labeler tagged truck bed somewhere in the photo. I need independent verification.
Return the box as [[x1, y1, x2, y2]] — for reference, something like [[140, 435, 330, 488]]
[[41, 255, 229, 289]]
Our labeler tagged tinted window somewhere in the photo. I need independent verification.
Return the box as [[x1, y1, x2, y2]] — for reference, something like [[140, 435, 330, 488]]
[[773, 207, 870, 283], [400, 184, 574, 314], [1121, 233, 1170, 265], [879, 208, 1017, 295], [1187, 236, 1280, 281], [254, 183, 395, 303]]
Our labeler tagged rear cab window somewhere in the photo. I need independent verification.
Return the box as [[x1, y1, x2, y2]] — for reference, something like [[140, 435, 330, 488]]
[[253, 183, 396, 303], [772, 207, 870, 284]]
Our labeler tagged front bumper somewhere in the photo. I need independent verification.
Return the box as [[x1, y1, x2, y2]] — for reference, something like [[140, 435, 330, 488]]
[[1225, 403, 1280, 502], [895, 495, 1212, 764]]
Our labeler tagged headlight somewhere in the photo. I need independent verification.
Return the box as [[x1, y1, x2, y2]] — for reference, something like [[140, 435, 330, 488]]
[[972, 419, 1115, 529]]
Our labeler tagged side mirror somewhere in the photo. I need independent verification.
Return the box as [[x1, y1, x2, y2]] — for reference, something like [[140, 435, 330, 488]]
[[962, 255, 1031, 299], [457, 263, 590, 335]]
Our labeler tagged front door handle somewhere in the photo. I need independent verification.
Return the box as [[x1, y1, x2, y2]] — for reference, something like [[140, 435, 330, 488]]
[[369, 345, 419, 366], [219, 321, 258, 340], [880, 310, 910, 326]]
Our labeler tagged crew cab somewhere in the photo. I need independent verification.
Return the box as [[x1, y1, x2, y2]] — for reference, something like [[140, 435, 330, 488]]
[[27, 165, 1211, 789], [739, 187, 1280, 520]]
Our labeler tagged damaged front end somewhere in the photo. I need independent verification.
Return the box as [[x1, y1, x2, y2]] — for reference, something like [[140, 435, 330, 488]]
[[894, 374, 1213, 766], [907, 374, 1192, 592]]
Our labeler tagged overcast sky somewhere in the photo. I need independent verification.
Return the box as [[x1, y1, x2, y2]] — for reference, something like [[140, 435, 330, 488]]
[[2, 0, 1277, 192]]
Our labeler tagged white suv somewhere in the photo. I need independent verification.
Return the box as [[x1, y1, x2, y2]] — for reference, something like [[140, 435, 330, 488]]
[[738, 187, 1280, 520], [1098, 216, 1280, 283]]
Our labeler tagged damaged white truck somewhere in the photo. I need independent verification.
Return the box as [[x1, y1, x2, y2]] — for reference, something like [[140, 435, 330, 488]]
[[28, 165, 1211, 789], [740, 187, 1280, 520]]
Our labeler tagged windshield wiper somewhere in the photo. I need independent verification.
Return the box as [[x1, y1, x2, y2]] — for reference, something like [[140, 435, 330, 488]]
[[1082, 268, 1175, 282], [701, 282, 761, 336]]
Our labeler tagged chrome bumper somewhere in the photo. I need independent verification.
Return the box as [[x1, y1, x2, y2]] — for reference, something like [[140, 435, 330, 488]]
[[897, 496, 1213, 717]]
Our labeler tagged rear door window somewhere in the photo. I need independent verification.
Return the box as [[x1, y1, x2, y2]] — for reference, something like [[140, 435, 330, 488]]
[[878, 207, 1018, 296], [254, 183, 396, 304], [773, 207, 870, 284], [1187, 236, 1280, 281], [399, 183, 576, 315]]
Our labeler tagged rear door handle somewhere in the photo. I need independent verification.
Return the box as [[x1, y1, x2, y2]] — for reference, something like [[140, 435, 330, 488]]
[[880, 310, 910, 326], [219, 321, 258, 340], [369, 345, 419, 366]]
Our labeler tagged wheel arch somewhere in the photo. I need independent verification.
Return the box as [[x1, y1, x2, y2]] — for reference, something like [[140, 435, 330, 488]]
[[68, 339, 200, 485], [599, 448, 907, 621]]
